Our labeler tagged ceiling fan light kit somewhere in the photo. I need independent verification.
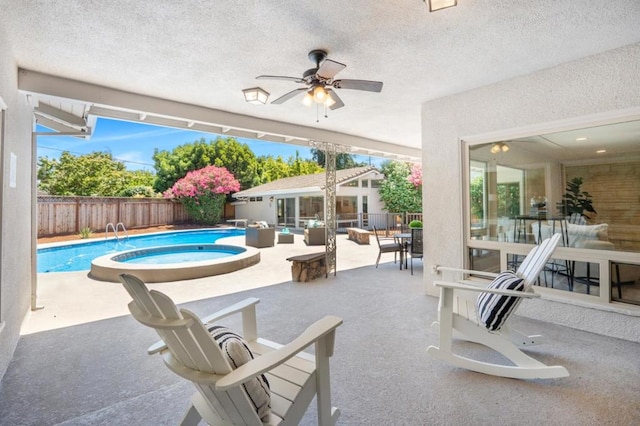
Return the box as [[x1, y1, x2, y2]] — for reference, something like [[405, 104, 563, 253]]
[[255, 49, 383, 120]]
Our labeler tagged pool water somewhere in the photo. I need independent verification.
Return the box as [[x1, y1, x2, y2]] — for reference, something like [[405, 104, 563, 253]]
[[119, 246, 240, 265], [37, 229, 244, 273]]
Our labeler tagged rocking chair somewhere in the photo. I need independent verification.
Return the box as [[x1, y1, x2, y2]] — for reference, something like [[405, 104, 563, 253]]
[[120, 273, 343, 425], [427, 233, 569, 379]]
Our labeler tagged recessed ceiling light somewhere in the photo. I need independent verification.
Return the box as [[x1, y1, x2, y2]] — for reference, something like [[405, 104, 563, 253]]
[[576, 137, 588, 141], [596, 149, 606, 154]]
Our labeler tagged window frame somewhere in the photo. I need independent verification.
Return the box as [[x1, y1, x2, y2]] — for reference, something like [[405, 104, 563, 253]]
[[461, 111, 640, 312]]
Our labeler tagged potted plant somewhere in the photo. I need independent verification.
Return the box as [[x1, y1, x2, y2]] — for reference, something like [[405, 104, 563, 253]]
[[409, 220, 423, 229], [557, 177, 597, 221]]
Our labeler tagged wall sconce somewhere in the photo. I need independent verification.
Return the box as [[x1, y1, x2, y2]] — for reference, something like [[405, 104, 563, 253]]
[[490, 142, 510, 154], [242, 87, 270, 104], [424, 0, 457, 12], [269, 196, 274, 203]]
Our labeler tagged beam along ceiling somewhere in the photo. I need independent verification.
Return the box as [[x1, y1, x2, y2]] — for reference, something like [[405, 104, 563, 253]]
[[3, 0, 640, 155]]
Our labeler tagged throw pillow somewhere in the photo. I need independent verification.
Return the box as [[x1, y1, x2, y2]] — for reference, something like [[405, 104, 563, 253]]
[[207, 325, 271, 421], [566, 223, 608, 248], [476, 271, 525, 332]]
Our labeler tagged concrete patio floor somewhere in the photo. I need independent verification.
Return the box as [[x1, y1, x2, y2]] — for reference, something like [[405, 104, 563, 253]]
[[23, 231, 399, 335], [2, 231, 639, 425]]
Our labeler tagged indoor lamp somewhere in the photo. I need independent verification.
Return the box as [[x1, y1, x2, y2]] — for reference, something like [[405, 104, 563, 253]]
[[490, 142, 510, 154]]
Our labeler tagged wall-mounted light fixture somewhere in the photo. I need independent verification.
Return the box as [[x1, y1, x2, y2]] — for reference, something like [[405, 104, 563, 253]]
[[269, 196, 274, 203], [490, 142, 510, 154], [242, 87, 270, 104], [424, 0, 457, 12]]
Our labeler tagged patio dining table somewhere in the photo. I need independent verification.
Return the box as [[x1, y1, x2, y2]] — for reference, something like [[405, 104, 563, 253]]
[[394, 232, 412, 270]]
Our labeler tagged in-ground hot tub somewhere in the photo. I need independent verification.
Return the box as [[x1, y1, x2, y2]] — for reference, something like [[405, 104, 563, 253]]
[[90, 244, 260, 282]]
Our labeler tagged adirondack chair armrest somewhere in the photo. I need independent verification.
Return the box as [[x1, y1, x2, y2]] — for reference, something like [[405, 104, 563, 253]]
[[434, 280, 540, 298], [147, 297, 261, 355], [216, 315, 343, 391], [436, 266, 500, 279], [199, 297, 260, 324]]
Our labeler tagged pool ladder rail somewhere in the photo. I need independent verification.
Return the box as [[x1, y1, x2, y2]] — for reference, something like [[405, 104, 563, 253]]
[[105, 222, 129, 240]]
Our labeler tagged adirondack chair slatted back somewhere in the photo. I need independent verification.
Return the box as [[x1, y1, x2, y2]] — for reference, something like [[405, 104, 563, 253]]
[[515, 233, 562, 287], [121, 274, 262, 425]]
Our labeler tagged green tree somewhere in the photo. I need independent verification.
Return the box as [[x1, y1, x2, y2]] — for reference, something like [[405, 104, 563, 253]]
[[310, 148, 367, 170], [37, 151, 155, 196], [256, 155, 291, 183], [153, 137, 259, 193], [469, 175, 485, 221], [287, 151, 324, 176], [377, 160, 422, 212]]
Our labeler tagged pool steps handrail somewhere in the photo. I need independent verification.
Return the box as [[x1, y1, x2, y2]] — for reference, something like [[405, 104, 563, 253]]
[[105, 222, 129, 240], [116, 222, 129, 239]]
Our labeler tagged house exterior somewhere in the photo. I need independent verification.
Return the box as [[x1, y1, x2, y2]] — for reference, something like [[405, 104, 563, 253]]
[[232, 166, 385, 229]]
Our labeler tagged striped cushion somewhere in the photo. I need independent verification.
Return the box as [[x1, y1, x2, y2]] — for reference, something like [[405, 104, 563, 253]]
[[208, 325, 271, 422], [476, 271, 525, 331]]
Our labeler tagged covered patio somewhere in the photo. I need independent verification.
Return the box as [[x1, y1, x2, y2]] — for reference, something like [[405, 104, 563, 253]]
[[2, 233, 639, 425], [1, 2, 640, 424]]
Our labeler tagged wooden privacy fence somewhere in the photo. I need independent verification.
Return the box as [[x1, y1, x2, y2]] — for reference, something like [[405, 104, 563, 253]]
[[38, 196, 193, 237]]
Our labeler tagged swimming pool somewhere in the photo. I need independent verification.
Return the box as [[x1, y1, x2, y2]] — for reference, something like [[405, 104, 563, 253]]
[[37, 229, 245, 273]]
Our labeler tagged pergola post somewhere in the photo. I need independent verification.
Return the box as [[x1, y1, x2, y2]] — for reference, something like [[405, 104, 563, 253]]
[[324, 143, 337, 276]]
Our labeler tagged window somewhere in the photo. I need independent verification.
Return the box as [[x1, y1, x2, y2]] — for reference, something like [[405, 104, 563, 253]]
[[370, 179, 381, 188], [343, 180, 358, 187], [466, 119, 640, 305], [362, 179, 369, 188], [299, 196, 323, 224], [277, 198, 296, 227]]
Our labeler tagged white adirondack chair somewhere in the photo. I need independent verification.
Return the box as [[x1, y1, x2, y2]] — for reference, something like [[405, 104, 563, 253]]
[[120, 273, 342, 425], [427, 233, 569, 379]]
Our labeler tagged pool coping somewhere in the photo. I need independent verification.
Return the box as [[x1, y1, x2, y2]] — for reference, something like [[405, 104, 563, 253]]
[[89, 243, 260, 283]]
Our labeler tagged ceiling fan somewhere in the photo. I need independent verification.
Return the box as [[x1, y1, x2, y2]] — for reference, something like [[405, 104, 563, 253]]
[[256, 49, 383, 111]]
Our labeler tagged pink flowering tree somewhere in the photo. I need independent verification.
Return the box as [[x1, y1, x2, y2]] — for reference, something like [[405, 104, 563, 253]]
[[164, 165, 240, 225], [407, 163, 422, 188]]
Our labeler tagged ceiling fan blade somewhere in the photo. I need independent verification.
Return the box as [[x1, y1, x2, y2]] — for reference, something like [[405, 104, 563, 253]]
[[257, 75, 305, 83], [271, 88, 307, 104], [326, 89, 345, 110], [316, 59, 346, 80], [333, 79, 383, 92]]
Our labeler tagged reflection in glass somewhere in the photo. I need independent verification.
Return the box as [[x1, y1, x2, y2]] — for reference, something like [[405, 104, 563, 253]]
[[611, 262, 640, 305], [468, 122, 640, 254], [466, 120, 640, 303]]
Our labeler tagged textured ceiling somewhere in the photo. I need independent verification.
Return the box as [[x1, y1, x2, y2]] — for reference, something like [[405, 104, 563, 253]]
[[2, 0, 640, 151]]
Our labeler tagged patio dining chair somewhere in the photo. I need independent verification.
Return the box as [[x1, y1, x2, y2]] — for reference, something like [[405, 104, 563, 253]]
[[372, 226, 402, 268], [408, 228, 424, 275], [427, 233, 569, 379], [120, 273, 343, 425]]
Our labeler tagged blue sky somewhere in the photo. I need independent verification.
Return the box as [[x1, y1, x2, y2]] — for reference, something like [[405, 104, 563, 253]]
[[36, 117, 380, 171]]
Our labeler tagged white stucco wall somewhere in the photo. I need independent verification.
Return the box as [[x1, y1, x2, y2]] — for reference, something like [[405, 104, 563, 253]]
[[0, 36, 37, 378], [422, 42, 640, 342]]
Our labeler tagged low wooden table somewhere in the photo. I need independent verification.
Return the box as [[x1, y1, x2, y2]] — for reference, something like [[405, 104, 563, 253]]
[[286, 252, 327, 282], [346, 227, 371, 245]]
